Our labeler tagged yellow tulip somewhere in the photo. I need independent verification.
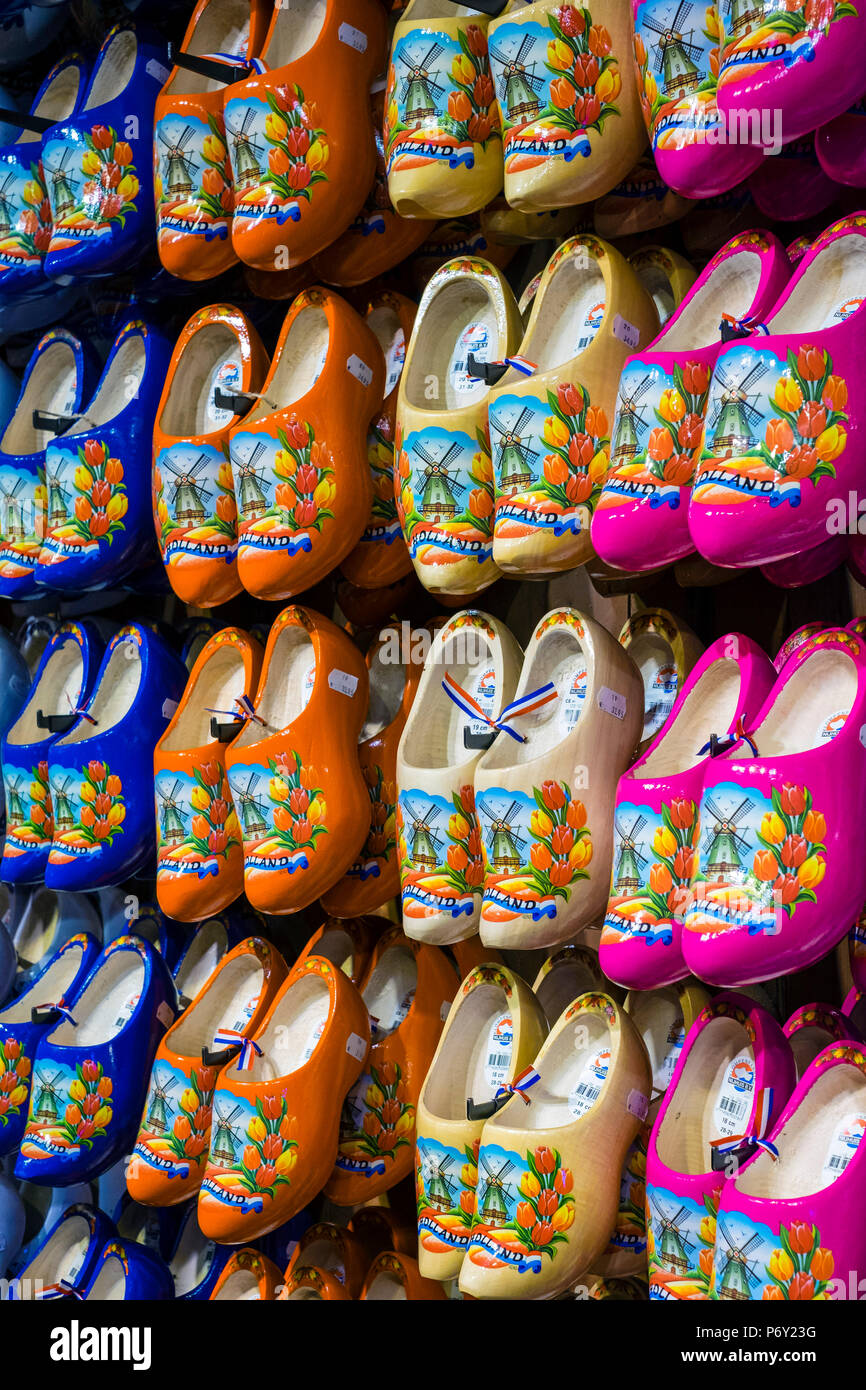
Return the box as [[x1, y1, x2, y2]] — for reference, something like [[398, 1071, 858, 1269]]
[[451, 53, 475, 84], [365, 1083, 384, 1109], [659, 387, 686, 423], [248, 1116, 266, 1143], [306, 139, 329, 171], [94, 1106, 112, 1129], [80, 782, 96, 803], [705, 6, 720, 38], [551, 1203, 575, 1231], [22, 180, 42, 207], [276, 1147, 297, 1173], [700, 1215, 716, 1244], [589, 450, 609, 484], [190, 786, 209, 811], [530, 809, 553, 838], [269, 778, 289, 802], [81, 150, 101, 177], [30, 780, 46, 802], [816, 423, 847, 463], [547, 38, 572, 70], [569, 838, 592, 870], [117, 174, 139, 202], [217, 461, 234, 491], [10, 1085, 27, 1107], [768, 1249, 794, 1282], [760, 811, 786, 844], [179, 1088, 198, 1114], [653, 825, 677, 857], [69, 1079, 86, 1102], [387, 100, 399, 130], [798, 855, 826, 890], [265, 113, 287, 143], [401, 485, 414, 514], [472, 449, 493, 484], [225, 812, 240, 838], [773, 376, 802, 413], [106, 493, 127, 521], [596, 65, 621, 104], [202, 134, 226, 165], [520, 1170, 541, 1199], [107, 804, 125, 826], [449, 812, 470, 840], [308, 796, 326, 823], [157, 500, 169, 526], [74, 465, 93, 492], [461, 1163, 478, 1187], [543, 415, 570, 449], [395, 1108, 414, 1134], [274, 447, 295, 479], [313, 478, 335, 508]]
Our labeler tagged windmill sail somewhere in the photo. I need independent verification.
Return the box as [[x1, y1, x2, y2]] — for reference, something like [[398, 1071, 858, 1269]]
[[491, 406, 539, 493], [613, 815, 648, 892], [397, 42, 446, 126], [490, 35, 545, 122]]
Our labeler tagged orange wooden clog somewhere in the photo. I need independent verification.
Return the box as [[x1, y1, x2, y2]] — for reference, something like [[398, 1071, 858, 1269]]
[[283, 1220, 368, 1297], [210, 1246, 281, 1299], [451, 936, 503, 977], [293, 916, 379, 988], [153, 304, 270, 608], [341, 292, 416, 591], [154, 0, 271, 281], [197, 955, 371, 1243], [325, 925, 456, 1205], [230, 287, 385, 601], [360, 1249, 447, 1299], [320, 623, 423, 918], [127, 936, 286, 1208], [224, 0, 387, 270], [155, 627, 263, 922], [278, 1263, 352, 1300], [224, 606, 369, 915], [349, 1203, 417, 1260]]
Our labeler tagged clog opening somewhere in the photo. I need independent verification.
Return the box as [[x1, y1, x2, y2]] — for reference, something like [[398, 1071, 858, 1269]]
[[364, 1271, 406, 1299], [16, 1212, 93, 1294], [788, 1024, 840, 1080], [244, 305, 330, 428], [6, 638, 83, 745], [55, 639, 142, 745], [625, 630, 679, 744], [747, 648, 855, 755], [402, 627, 498, 769], [175, 919, 229, 1002], [516, 253, 607, 373], [115, 1202, 156, 1247], [85, 29, 138, 110], [626, 988, 684, 1096], [0, 945, 85, 1024], [361, 640, 406, 741], [232, 623, 314, 745], [49, 948, 145, 1044], [214, 1268, 262, 1299], [736, 1061, 866, 1198], [266, 0, 327, 66], [294, 1231, 346, 1277], [534, 954, 602, 1028], [421, 978, 514, 1117], [362, 944, 417, 1039], [655, 1015, 752, 1172], [161, 644, 247, 749], [408, 2, 485, 16], [164, 0, 253, 95], [657, 251, 764, 352], [633, 262, 677, 325], [367, 305, 406, 399], [27, 63, 84, 142], [11, 888, 60, 969], [170, 952, 263, 1054], [404, 278, 502, 410], [638, 656, 741, 776], [478, 624, 587, 768], [309, 923, 362, 980], [58, 332, 146, 435], [246, 969, 330, 1080], [1, 340, 79, 456], [171, 1212, 216, 1295], [159, 322, 244, 436], [487, 998, 614, 1131], [289, 1285, 323, 1299], [769, 234, 866, 332]]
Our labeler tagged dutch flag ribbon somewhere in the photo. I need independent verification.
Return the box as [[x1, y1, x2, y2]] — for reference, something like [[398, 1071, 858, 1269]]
[[213, 1027, 262, 1071], [503, 354, 538, 376], [35, 1280, 84, 1300], [494, 1065, 541, 1106], [710, 1086, 778, 1161], [441, 673, 557, 744], [35, 1003, 77, 1027], [699, 717, 759, 760]]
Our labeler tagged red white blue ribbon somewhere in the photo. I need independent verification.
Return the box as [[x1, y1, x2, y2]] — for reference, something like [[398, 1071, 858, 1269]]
[[720, 313, 770, 338], [504, 355, 538, 376], [699, 717, 758, 759], [441, 673, 557, 744], [35, 1280, 84, 1300], [206, 694, 265, 727], [35, 1003, 77, 1027], [710, 1086, 778, 1160], [494, 1066, 541, 1106], [213, 1027, 262, 1071]]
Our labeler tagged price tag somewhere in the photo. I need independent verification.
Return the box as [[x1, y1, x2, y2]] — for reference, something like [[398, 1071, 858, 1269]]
[[147, 59, 171, 84], [329, 669, 358, 697], [346, 1031, 367, 1061], [162, 698, 179, 719], [598, 686, 627, 720], [627, 1088, 649, 1120], [347, 354, 373, 386], [157, 1001, 175, 1028], [613, 314, 640, 349], [338, 22, 368, 52]]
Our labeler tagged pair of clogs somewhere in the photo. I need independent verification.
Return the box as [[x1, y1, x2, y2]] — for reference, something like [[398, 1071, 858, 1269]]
[[397, 605, 643, 952], [2, 621, 187, 890], [600, 626, 866, 990], [11, 1202, 173, 1300]]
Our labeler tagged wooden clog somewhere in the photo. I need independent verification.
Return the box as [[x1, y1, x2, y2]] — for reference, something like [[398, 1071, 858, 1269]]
[[172, 913, 249, 1008], [617, 606, 703, 753], [395, 256, 522, 597], [283, 1220, 367, 1297], [229, 287, 385, 601], [481, 199, 583, 246], [783, 1002, 861, 1081], [451, 934, 502, 978], [628, 245, 697, 327], [224, 0, 387, 270], [531, 942, 610, 1027], [324, 925, 456, 1205], [458, 992, 651, 1300], [361, 1249, 447, 1299], [475, 607, 643, 951], [349, 1203, 417, 1260], [278, 1263, 352, 1300], [488, 0, 647, 211], [154, 627, 263, 922], [209, 1246, 281, 1299], [153, 304, 270, 609], [293, 916, 376, 988], [320, 623, 423, 918], [341, 292, 416, 591], [384, 2, 502, 219], [396, 610, 523, 944], [488, 234, 658, 576], [593, 157, 694, 239], [415, 961, 548, 1281]]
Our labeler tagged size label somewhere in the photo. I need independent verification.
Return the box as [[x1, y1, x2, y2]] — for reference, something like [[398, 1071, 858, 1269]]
[[329, 669, 358, 697], [568, 1047, 610, 1117], [338, 22, 368, 51], [346, 1031, 367, 1061], [209, 359, 242, 427], [613, 314, 640, 349], [821, 1112, 866, 1181], [598, 686, 627, 720], [485, 1012, 514, 1089], [820, 710, 847, 742], [347, 354, 373, 387], [713, 1051, 755, 1138], [563, 665, 588, 732], [450, 322, 490, 392], [115, 991, 141, 1029], [230, 993, 259, 1031], [654, 1017, 685, 1093]]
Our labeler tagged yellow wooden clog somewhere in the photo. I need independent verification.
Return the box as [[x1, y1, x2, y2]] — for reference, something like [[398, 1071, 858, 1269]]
[[627, 246, 698, 328], [617, 607, 704, 755]]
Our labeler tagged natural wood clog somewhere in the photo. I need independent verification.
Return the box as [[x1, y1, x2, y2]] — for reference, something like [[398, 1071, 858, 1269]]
[[395, 256, 523, 597], [475, 607, 643, 951], [593, 157, 695, 240], [415, 961, 548, 1281], [361, 1249, 447, 1299], [349, 1203, 417, 1260], [628, 245, 698, 327], [617, 606, 703, 753], [531, 942, 611, 1027], [783, 1002, 861, 1081], [209, 1246, 281, 1299]]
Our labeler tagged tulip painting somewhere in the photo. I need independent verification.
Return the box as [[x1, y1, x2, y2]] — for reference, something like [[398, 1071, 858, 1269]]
[[398, 424, 496, 565], [478, 782, 592, 921], [601, 797, 699, 950], [604, 359, 712, 503], [748, 783, 827, 919], [50, 760, 125, 853], [397, 784, 485, 912], [353, 761, 397, 876], [217, 1093, 298, 1202], [469, 1144, 575, 1266], [154, 443, 239, 565], [157, 112, 232, 231], [384, 24, 500, 176], [417, 1137, 480, 1253], [0, 158, 52, 269], [364, 415, 401, 539], [58, 124, 139, 231], [720, 0, 856, 72], [45, 435, 127, 554], [647, 1185, 719, 1300], [30, 1057, 114, 1152], [249, 83, 329, 214], [156, 765, 241, 875], [235, 416, 336, 556], [0, 1036, 32, 1126], [633, 6, 719, 150], [237, 748, 329, 864], [339, 1060, 415, 1166], [3, 758, 54, 851], [712, 1216, 837, 1302]]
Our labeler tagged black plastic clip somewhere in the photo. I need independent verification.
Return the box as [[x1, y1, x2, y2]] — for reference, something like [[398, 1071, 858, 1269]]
[[169, 46, 255, 85], [31, 1006, 63, 1026], [33, 410, 80, 435], [202, 1043, 241, 1068], [36, 709, 78, 734], [466, 1093, 510, 1121], [213, 387, 258, 414], [467, 353, 508, 385], [0, 108, 55, 135], [210, 715, 242, 743]]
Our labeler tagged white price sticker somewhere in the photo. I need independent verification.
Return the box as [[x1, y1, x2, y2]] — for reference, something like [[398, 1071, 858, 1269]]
[[162, 698, 179, 720], [329, 669, 358, 697], [346, 1031, 367, 1061], [613, 314, 640, 349], [338, 22, 368, 52], [347, 354, 374, 386], [598, 686, 627, 720], [147, 59, 170, 84]]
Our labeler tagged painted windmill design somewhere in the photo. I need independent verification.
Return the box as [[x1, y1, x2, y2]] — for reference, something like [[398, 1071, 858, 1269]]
[[32, 1068, 64, 1124], [714, 1217, 762, 1299], [421, 1148, 458, 1213], [489, 405, 540, 494], [145, 1069, 178, 1136], [45, 462, 71, 528], [0, 172, 17, 238], [234, 441, 268, 520], [234, 772, 268, 839], [158, 124, 200, 199], [648, 1192, 695, 1274], [642, 2, 706, 98], [613, 374, 654, 464], [613, 814, 648, 893], [5, 774, 26, 826], [162, 455, 212, 527], [478, 796, 526, 872], [52, 775, 76, 832], [725, 0, 764, 40], [412, 440, 466, 521], [703, 794, 753, 881], [707, 359, 767, 457], [0, 478, 26, 542], [478, 1154, 515, 1227], [403, 798, 444, 870], [489, 33, 544, 122], [396, 40, 446, 127], [157, 779, 187, 846], [45, 146, 77, 219], [227, 108, 263, 190], [211, 1100, 244, 1166]]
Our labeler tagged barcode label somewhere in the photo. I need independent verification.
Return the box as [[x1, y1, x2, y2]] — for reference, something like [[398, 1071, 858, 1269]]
[[821, 1111, 866, 1181], [718, 1094, 749, 1116], [488, 1052, 512, 1069], [575, 1082, 600, 1101], [484, 1012, 513, 1088], [568, 1047, 609, 1117]]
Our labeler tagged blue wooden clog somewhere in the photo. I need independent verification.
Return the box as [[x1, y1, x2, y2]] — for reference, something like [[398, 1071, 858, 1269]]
[[168, 1200, 232, 1300], [15, 934, 175, 1184], [172, 911, 248, 1007], [42, 22, 169, 281], [0, 929, 100, 1156], [80, 1236, 173, 1300], [43, 623, 188, 891], [0, 626, 31, 734], [113, 1191, 184, 1262], [0, 327, 93, 600], [0, 916, 14, 1003], [0, 1174, 24, 1276], [12, 1181, 94, 1273], [0, 53, 88, 299], [12, 887, 102, 989], [1, 619, 105, 883], [9, 1201, 114, 1300], [36, 317, 172, 592]]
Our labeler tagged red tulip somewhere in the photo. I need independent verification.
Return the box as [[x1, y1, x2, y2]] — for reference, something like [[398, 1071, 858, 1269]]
[[288, 164, 311, 191], [669, 798, 695, 829], [678, 413, 703, 450], [82, 1060, 99, 1083], [779, 833, 808, 868], [284, 419, 309, 449], [551, 825, 573, 855], [94, 818, 111, 839], [196, 1066, 216, 1094], [193, 1106, 210, 1131], [568, 432, 594, 468], [573, 54, 599, 86], [787, 1272, 816, 1300], [186, 1134, 208, 1157], [556, 4, 584, 36], [466, 23, 487, 54], [91, 125, 112, 150], [573, 94, 601, 125], [362, 1112, 382, 1137], [565, 473, 592, 504], [76, 1120, 96, 1140], [775, 873, 800, 905], [380, 1061, 398, 1086], [474, 74, 494, 108], [209, 798, 228, 825], [797, 400, 827, 438], [557, 382, 583, 415], [208, 828, 228, 854], [682, 361, 710, 395], [289, 788, 309, 815], [516, 1201, 535, 1229], [673, 846, 694, 879], [532, 1221, 554, 1245], [765, 417, 794, 453], [257, 1164, 276, 1187], [784, 444, 817, 479], [3, 1040, 19, 1060], [84, 439, 103, 470], [796, 345, 824, 381], [788, 1221, 814, 1254], [780, 784, 806, 816], [534, 1145, 556, 1174], [381, 1098, 402, 1125], [467, 114, 491, 143], [262, 1133, 283, 1161], [541, 780, 566, 809], [537, 1189, 559, 1217], [287, 127, 310, 158], [295, 463, 317, 494]]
